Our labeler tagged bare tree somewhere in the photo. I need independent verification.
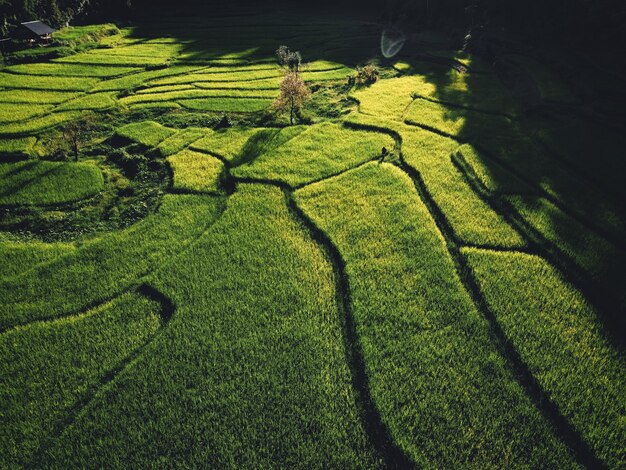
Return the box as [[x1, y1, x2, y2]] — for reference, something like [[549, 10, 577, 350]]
[[62, 114, 95, 161], [272, 71, 311, 125]]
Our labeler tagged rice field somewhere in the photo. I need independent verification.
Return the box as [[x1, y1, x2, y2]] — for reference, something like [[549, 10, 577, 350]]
[[0, 9, 624, 469]]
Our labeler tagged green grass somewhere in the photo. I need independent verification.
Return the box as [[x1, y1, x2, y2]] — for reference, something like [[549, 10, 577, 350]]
[[55, 92, 117, 111], [38, 184, 378, 468], [153, 127, 208, 157], [0, 73, 98, 91], [506, 195, 625, 308], [0, 161, 104, 206], [232, 122, 393, 187], [190, 127, 264, 163], [0, 292, 161, 468], [114, 121, 177, 148], [91, 66, 205, 92], [0, 90, 80, 104], [168, 149, 225, 193], [0, 137, 37, 158], [0, 195, 224, 329], [119, 88, 277, 106], [177, 97, 272, 113], [0, 240, 74, 279], [0, 112, 83, 136], [345, 113, 525, 247], [294, 163, 573, 467], [0, 104, 53, 123], [464, 248, 626, 468], [4, 63, 141, 78], [54, 52, 170, 67]]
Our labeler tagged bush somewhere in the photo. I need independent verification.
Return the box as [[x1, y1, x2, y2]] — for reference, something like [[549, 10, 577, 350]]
[[355, 64, 379, 85]]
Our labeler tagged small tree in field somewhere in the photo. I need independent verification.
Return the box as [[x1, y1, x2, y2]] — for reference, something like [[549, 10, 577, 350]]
[[276, 45, 302, 74], [62, 114, 96, 161], [273, 71, 311, 125]]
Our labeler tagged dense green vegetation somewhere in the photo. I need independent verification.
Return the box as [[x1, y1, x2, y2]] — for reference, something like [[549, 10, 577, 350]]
[[0, 6, 624, 468]]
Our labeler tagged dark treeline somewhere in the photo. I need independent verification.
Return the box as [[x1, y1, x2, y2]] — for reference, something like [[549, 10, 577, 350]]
[[2, 0, 624, 59]]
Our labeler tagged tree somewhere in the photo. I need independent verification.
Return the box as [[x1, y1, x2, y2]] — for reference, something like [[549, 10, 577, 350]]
[[272, 71, 311, 125], [276, 45, 302, 75], [62, 114, 95, 161]]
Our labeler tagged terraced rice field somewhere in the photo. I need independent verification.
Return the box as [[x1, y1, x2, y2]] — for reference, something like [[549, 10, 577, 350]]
[[1, 10, 624, 469]]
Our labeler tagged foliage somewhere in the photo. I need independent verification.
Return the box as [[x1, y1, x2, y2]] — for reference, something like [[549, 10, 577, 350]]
[[272, 71, 311, 124], [354, 63, 379, 85], [0, 160, 103, 205], [276, 45, 302, 73]]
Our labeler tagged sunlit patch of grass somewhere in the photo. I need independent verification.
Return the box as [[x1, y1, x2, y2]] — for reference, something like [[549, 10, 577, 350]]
[[177, 97, 272, 113], [0, 73, 98, 91], [115, 121, 176, 148], [0, 112, 82, 136], [0, 104, 53, 123], [295, 162, 573, 467], [0, 89, 80, 104], [233, 122, 393, 187], [190, 127, 263, 163], [4, 63, 141, 78], [153, 127, 207, 157], [92, 66, 206, 92], [0, 137, 37, 158], [0, 240, 74, 279], [39, 184, 378, 468], [168, 149, 225, 193], [55, 92, 117, 111], [0, 195, 224, 329], [0, 161, 104, 206], [0, 291, 161, 468], [464, 248, 626, 469]]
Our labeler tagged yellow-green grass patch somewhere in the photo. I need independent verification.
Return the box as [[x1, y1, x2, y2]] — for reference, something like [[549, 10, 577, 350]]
[[233, 122, 393, 187], [168, 149, 225, 193], [0, 240, 74, 279], [0, 161, 104, 206], [0, 292, 162, 468], [295, 163, 573, 467], [464, 248, 626, 469], [114, 121, 176, 148], [0, 194, 224, 329], [0, 73, 98, 91]]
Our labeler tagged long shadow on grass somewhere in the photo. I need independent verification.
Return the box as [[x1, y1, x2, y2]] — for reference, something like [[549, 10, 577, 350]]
[[27, 283, 175, 468], [392, 154, 605, 470], [286, 188, 414, 469]]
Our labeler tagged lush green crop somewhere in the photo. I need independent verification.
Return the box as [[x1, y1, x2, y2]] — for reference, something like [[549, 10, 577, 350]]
[[0, 195, 224, 329], [4, 63, 140, 78], [177, 97, 272, 112], [55, 92, 117, 111], [0, 161, 104, 206], [0, 111, 82, 136], [294, 163, 573, 467], [0, 73, 98, 91], [233, 122, 393, 187], [168, 149, 225, 193], [54, 52, 169, 67], [0, 240, 74, 279], [0, 292, 161, 467], [0, 137, 37, 158], [464, 248, 626, 468], [92, 66, 205, 92], [38, 185, 378, 468], [114, 121, 176, 148], [190, 127, 264, 163], [0, 90, 80, 104], [153, 127, 208, 157], [0, 104, 53, 123]]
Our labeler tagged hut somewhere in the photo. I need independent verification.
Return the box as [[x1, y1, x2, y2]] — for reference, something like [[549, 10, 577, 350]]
[[16, 21, 56, 44]]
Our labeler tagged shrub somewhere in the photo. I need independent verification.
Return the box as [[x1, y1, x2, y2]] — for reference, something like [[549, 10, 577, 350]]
[[355, 63, 379, 85]]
